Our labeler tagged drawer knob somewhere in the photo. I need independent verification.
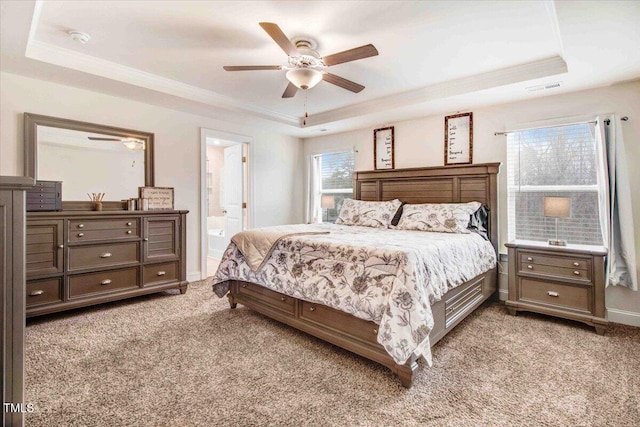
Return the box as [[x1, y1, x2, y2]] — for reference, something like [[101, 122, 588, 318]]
[[77, 224, 84, 229], [29, 290, 44, 296], [527, 257, 533, 261], [573, 262, 580, 267], [101, 279, 112, 285], [126, 222, 132, 226], [143, 238, 149, 242], [574, 271, 580, 276], [373, 329, 378, 334], [126, 230, 132, 234], [527, 265, 533, 270], [58, 244, 64, 249], [77, 233, 84, 237], [100, 252, 112, 258], [157, 271, 166, 276], [280, 296, 286, 301], [547, 291, 559, 297], [309, 306, 316, 312], [241, 284, 247, 288]]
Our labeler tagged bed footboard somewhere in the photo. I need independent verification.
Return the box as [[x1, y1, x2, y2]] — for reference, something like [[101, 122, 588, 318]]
[[218, 268, 496, 388]]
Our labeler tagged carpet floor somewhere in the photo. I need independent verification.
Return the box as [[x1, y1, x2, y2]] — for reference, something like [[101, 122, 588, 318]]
[[25, 280, 640, 426]]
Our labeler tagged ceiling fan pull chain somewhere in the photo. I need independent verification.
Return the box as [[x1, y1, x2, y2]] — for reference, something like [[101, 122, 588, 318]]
[[303, 94, 308, 126]]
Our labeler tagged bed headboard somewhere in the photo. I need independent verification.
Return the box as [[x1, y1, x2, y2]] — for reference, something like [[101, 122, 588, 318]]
[[354, 163, 501, 252]]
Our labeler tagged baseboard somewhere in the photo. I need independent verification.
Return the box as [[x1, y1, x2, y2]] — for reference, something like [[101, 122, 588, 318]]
[[188, 271, 203, 282], [607, 308, 640, 327]]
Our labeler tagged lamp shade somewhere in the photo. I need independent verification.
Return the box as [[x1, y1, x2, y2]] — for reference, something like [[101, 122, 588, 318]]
[[286, 68, 323, 90], [543, 197, 571, 218], [321, 195, 335, 209]]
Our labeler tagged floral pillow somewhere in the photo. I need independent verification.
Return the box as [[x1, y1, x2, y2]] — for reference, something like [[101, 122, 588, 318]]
[[396, 201, 482, 233], [335, 198, 402, 228]]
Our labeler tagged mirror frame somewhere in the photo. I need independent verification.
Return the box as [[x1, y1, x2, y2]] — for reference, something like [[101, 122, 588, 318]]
[[24, 113, 155, 205]]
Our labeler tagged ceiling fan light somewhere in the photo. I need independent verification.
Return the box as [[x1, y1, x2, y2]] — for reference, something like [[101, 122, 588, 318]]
[[286, 68, 323, 90], [122, 139, 145, 150]]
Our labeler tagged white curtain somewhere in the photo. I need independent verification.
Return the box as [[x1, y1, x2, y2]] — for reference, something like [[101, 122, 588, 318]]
[[305, 155, 321, 224], [595, 115, 638, 290]]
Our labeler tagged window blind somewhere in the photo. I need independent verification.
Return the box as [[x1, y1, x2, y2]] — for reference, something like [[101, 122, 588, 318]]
[[316, 150, 354, 223], [507, 123, 603, 245]]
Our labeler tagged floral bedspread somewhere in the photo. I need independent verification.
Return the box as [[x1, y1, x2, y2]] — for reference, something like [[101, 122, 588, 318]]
[[211, 223, 496, 366]]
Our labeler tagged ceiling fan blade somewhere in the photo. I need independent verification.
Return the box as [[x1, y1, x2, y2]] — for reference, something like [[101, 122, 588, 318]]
[[259, 22, 298, 57], [282, 82, 298, 98], [322, 73, 365, 93], [88, 137, 122, 141], [323, 44, 378, 66], [223, 65, 282, 71]]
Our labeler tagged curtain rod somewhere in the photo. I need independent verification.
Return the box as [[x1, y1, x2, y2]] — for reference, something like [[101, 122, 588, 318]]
[[494, 116, 629, 136]]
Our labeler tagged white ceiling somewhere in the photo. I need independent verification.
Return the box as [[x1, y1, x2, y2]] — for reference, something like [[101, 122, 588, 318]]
[[1, 1, 639, 137]]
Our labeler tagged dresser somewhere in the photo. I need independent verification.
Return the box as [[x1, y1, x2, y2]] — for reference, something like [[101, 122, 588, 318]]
[[505, 240, 608, 334], [25, 210, 188, 317]]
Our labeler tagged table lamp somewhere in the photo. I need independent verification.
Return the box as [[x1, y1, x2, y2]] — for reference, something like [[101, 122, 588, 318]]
[[321, 195, 335, 222], [544, 196, 571, 246]]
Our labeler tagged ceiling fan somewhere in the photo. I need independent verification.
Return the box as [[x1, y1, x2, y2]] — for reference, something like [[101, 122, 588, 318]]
[[88, 136, 145, 150], [223, 22, 378, 98]]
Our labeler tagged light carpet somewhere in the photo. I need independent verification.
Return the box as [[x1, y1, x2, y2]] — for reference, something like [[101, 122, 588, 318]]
[[25, 280, 640, 426]]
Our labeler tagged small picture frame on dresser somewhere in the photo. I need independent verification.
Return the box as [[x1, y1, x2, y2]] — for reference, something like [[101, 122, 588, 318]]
[[139, 187, 174, 210]]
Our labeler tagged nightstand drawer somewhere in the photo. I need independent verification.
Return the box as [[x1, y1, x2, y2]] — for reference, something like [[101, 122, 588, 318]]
[[518, 261, 591, 282], [519, 252, 590, 270], [519, 278, 591, 313]]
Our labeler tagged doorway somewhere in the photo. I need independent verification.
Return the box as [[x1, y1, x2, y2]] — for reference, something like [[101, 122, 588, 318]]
[[200, 129, 253, 279]]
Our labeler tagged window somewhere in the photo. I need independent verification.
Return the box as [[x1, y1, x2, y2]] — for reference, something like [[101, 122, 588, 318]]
[[507, 122, 602, 245], [314, 150, 355, 223]]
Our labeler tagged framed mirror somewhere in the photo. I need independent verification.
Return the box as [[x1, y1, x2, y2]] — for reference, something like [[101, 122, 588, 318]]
[[24, 113, 154, 208]]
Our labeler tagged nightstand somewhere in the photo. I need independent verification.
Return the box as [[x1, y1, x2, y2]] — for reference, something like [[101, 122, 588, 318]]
[[505, 240, 609, 335]]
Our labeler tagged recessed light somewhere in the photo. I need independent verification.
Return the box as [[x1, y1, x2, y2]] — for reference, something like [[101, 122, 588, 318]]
[[68, 30, 91, 44]]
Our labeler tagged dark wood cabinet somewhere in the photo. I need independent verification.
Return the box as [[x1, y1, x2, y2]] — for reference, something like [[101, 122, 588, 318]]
[[25, 210, 188, 317], [506, 240, 608, 334], [2, 176, 35, 427]]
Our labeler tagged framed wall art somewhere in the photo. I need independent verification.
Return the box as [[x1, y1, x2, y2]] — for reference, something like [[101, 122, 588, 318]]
[[444, 112, 473, 165], [374, 126, 394, 170]]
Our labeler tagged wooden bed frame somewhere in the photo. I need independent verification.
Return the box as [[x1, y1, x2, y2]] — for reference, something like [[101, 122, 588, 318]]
[[221, 163, 500, 388]]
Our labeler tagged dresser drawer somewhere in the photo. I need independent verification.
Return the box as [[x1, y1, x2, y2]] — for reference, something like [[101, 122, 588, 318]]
[[69, 242, 139, 271], [143, 261, 179, 286], [26, 277, 63, 307], [69, 218, 139, 242], [519, 277, 591, 313], [300, 300, 378, 344], [69, 267, 140, 299], [236, 282, 295, 315]]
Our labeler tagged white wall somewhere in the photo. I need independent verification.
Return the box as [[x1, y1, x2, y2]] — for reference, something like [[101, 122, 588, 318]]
[[304, 81, 640, 325], [0, 71, 304, 280]]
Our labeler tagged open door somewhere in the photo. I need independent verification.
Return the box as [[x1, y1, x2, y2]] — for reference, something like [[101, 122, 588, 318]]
[[222, 144, 244, 245]]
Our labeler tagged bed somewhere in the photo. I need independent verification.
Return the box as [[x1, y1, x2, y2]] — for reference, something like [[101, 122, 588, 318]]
[[211, 163, 500, 387]]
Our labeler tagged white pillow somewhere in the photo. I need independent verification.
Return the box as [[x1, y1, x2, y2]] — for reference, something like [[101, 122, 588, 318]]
[[335, 198, 402, 228], [396, 202, 482, 233]]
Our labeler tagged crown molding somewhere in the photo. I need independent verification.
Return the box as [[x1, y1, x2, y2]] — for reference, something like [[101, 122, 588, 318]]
[[24, 39, 300, 127], [23, 34, 566, 130], [305, 56, 568, 127]]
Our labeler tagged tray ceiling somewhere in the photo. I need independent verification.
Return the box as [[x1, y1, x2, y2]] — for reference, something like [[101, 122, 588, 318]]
[[1, 1, 639, 136]]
